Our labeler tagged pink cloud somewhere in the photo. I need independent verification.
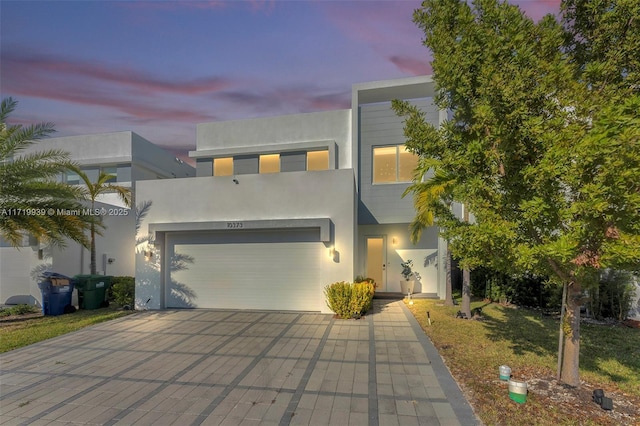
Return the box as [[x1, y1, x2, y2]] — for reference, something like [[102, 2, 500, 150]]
[[3, 50, 228, 124], [5, 52, 231, 95], [318, 1, 429, 78], [389, 55, 431, 76], [219, 85, 350, 116], [320, 1, 419, 46]]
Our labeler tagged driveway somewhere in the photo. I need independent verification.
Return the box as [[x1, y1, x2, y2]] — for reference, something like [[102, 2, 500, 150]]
[[0, 300, 477, 425]]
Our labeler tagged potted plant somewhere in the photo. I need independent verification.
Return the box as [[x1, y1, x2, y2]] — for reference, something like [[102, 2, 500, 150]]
[[400, 260, 421, 294]]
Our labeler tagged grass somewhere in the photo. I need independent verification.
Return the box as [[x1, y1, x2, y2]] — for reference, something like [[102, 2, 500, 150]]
[[0, 307, 135, 353], [406, 299, 640, 426]]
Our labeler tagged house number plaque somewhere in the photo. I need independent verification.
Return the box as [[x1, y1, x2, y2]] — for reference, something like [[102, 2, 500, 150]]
[[226, 222, 244, 229]]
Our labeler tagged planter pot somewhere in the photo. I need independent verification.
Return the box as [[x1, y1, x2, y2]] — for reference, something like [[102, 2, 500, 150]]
[[400, 280, 415, 294], [499, 365, 511, 381], [508, 380, 527, 404]]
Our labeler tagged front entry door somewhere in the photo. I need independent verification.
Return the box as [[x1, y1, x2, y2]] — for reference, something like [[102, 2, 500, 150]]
[[366, 237, 386, 291]]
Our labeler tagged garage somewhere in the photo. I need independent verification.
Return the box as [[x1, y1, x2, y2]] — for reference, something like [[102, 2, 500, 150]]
[[165, 228, 324, 311]]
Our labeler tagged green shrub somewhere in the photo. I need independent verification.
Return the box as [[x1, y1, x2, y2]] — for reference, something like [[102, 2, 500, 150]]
[[587, 270, 636, 321], [324, 281, 374, 319], [470, 266, 553, 308], [354, 275, 377, 288], [325, 281, 352, 318], [0, 304, 40, 317], [351, 282, 375, 315], [109, 276, 135, 308]]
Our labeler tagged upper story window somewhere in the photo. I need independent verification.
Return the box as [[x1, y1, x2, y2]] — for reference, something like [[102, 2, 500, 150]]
[[62, 164, 132, 184], [65, 170, 81, 185], [260, 154, 280, 174], [101, 166, 117, 183], [214, 157, 233, 176], [307, 150, 329, 171], [372, 145, 418, 184]]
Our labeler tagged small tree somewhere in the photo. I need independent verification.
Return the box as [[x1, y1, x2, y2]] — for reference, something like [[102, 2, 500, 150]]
[[72, 167, 132, 275]]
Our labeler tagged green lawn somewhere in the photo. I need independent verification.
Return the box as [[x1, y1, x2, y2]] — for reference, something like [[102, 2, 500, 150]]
[[0, 307, 135, 353], [406, 299, 640, 426]]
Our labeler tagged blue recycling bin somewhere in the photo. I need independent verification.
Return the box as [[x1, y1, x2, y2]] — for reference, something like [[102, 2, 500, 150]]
[[38, 272, 75, 316]]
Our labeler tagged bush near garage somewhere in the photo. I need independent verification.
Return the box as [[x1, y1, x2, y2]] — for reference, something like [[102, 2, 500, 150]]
[[108, 276, 135, 308], [354, 275, 377, 288], [324, 281, 375, 319]]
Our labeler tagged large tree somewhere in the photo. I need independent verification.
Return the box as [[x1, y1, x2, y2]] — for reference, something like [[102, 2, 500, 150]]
[[0, 98, 93, 248], [395, 0, 640, 387]]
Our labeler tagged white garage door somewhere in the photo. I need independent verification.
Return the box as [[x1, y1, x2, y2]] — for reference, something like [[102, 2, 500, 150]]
[[165, 229, 323, 311]]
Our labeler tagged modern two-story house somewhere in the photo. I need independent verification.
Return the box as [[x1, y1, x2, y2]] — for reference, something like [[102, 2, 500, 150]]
[[135, 75, 448, 313]]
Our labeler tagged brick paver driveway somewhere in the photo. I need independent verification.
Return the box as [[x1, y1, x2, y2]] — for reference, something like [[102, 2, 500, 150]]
[[0, 300, 477, 425]]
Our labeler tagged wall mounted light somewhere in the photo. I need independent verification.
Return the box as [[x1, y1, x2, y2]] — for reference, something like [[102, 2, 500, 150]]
[[328, 246, 335, 259], [392, 237, 398, 246], [144, 250, 154, 261], [232, 178, 239, 184]]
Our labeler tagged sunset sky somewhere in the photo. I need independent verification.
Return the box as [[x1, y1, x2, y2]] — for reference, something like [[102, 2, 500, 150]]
[[1, 0, 560, 162]]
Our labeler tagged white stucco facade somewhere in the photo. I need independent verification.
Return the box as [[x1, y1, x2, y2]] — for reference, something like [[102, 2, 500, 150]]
[[134, 75, 447, 313]]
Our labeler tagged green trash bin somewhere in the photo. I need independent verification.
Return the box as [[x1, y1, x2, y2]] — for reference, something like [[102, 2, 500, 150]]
[[74, 275, 112, 310]]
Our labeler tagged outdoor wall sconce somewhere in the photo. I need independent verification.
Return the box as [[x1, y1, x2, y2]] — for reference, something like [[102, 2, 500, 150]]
[[232, 178, 239, 184], [328, 246, 335, 259], [144, 250, 154, 261], [392, 237, 398, 246], [108, 257, 115, 264]]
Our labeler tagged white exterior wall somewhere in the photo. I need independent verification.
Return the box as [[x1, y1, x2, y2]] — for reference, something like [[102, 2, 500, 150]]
[[50, 201, 134, 278], [357, 224, 440, 294], [195, 110, 352, 169], [22, 132, 134, 164], [131, 133, 194, 180], [135, 169, 356, 313], [0, 239, 45, 306]]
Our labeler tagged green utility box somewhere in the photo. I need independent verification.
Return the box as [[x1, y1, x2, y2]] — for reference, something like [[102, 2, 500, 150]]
[[74, 275, 112, 310]]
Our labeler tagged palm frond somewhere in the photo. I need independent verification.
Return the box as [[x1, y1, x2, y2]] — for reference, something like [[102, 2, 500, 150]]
[[135, 200, 153, 236]]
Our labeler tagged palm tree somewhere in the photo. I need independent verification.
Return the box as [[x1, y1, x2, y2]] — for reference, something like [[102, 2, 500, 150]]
[[71, 166, 132, 274], [0, 97, 92, 248], [403, 157, 458, 308]]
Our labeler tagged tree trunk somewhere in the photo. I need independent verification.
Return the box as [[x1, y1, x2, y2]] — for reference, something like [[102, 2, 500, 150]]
[[90, 221, 96, 275], [444, 248, 454, 306], [560, 280, 582, 387], [462, 267, 472, 318], [556, 281, 567, 381]]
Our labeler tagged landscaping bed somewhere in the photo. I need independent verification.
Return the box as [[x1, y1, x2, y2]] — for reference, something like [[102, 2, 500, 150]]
[[406, 299, 640, 426]]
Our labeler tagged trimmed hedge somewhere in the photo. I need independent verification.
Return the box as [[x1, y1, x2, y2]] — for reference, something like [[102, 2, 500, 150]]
[[324, 281, 375, 319]]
